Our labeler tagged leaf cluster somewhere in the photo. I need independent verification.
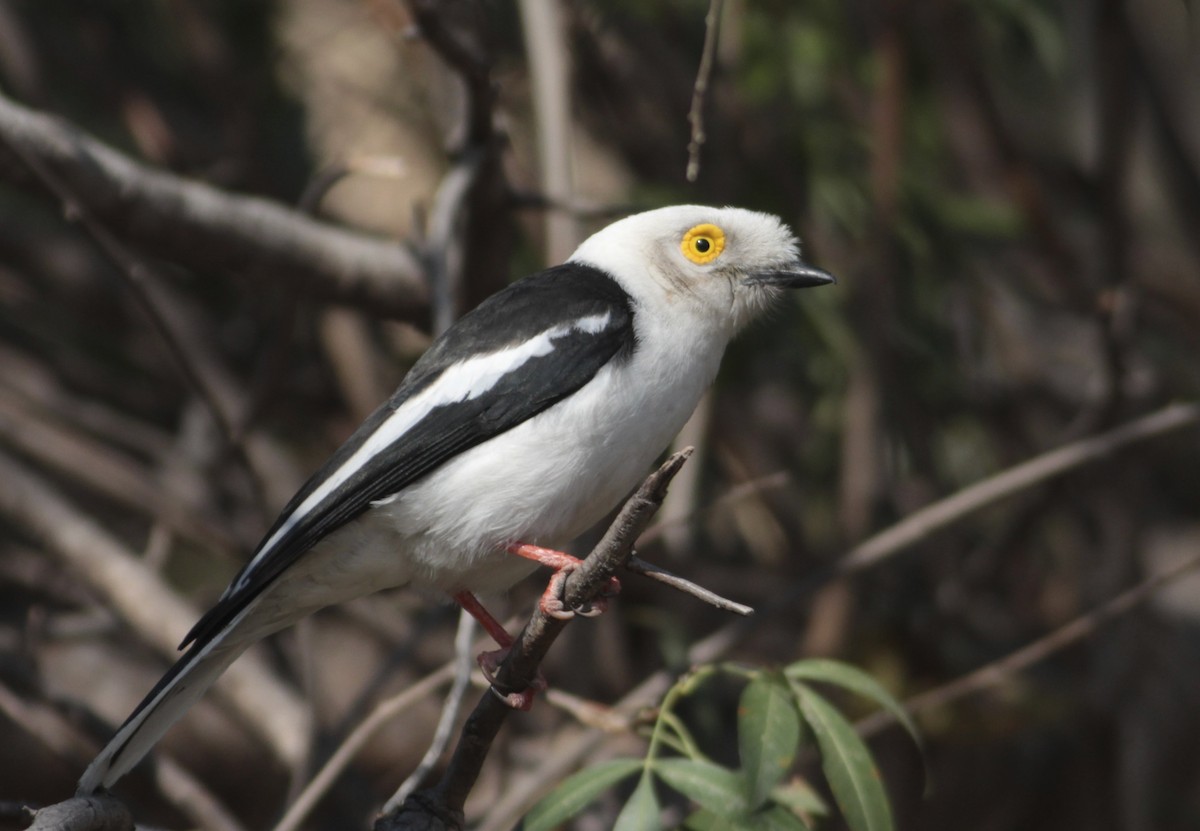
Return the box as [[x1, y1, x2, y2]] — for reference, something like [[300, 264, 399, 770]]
[[526, 659, 919, 831]]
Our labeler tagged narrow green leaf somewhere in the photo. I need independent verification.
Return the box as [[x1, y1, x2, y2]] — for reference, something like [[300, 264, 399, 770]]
[[739, 672, 802, 808], [795, 685, 894, 831], [786, 659, 920, 745], [654, 758, 749, 819], [524, 759, 644, 831], [771, 778, 829, 818], [614, 772, 661, 831], [683, 808, 741, 831], [685, 806, 810, 831], [755, 804, 813, 831]]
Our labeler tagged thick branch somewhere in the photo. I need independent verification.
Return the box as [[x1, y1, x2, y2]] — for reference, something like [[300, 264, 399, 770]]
[[0, 90, 429, 321], [25, 796, 131, 831]]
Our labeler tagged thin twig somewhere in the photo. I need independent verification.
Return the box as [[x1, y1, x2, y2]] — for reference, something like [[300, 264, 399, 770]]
[[155, 758, 249, 831], [626, 555, 753, 616], [836, 401, 1200, 575], [404, 0, 512, 311], [421, 150, 485, 336], [518, 0, 580, 262], [639, 470, 791, 546], [0, 450, 311, 772], [0, 680, 245, 831], [383, 612, 478, 812], [685, 0, 725, 182], [0, 394, 235, 553], [298, 155, 408, 215], [405, 0, 495, 148], [271, 665, 457, 831], [856, 546, 1200, 739]]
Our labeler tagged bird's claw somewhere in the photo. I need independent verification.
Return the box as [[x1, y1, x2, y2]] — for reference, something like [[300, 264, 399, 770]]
[[477, 646, 546, 711], [538, 567, 621, 620]]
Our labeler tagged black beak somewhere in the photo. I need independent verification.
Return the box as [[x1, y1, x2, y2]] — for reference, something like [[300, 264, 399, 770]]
[[744, 260, 837, 290]]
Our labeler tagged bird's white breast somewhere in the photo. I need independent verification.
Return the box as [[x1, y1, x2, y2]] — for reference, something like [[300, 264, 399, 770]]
[[346, 300, 731, 596]]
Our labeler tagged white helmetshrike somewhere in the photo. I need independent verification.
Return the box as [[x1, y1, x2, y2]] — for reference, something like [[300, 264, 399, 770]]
[[77, 204, 834, 794]]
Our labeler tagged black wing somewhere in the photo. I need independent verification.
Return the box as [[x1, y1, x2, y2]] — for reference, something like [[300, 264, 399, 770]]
[[181, 263, 636, 648]]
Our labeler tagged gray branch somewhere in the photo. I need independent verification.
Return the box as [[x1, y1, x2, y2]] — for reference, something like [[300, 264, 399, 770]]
[[0, 90, 430, 321]]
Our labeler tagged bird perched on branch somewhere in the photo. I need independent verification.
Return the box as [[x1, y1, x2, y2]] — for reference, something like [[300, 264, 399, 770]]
[[78, 205, 834, 794]]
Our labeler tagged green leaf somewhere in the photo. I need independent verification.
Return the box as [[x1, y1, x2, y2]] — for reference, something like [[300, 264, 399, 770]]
[[771, 778, 829, 818], [686, 806, 812, 831], [614, 772, 661, 831], [795, 685, 894, 831], [524, 759, 644, 831], [683, 808, 741, 831], [739, 672, 802, 808], [786, 659, 920, 746], [755, 804, 813, 831], [654, 758, 749, 819]]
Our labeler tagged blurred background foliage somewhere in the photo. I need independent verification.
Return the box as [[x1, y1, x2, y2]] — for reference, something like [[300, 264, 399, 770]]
[[1, 0, 1199, 829]]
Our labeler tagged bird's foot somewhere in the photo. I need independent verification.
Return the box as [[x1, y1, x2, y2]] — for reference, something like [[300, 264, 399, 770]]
[[507, 543, 622, 620], [453, 590, 546, 710], [476, 645, 547, 710]]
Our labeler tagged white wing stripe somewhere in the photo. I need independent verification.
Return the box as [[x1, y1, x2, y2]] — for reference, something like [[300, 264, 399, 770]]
[[235, 312, 613, 589]]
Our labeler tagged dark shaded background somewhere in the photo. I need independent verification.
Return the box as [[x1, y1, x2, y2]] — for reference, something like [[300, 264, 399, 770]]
[[1, 0, 1199, 829]]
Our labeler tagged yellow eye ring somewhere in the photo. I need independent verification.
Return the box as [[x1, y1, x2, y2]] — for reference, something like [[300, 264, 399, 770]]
[[681, 224, 726, 265]]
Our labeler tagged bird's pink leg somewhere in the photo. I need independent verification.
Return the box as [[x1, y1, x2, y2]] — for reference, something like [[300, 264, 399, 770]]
[[506, 543, 622, 619], [452, 590, 544, 710]]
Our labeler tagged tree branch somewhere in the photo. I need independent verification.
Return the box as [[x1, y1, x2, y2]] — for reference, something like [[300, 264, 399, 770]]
[[685, 0, 724, 182], [376, 449, 693, 830], [0, 450, 311, 772], [0, 90, 429, 321], [855, 544, 1200, 739]]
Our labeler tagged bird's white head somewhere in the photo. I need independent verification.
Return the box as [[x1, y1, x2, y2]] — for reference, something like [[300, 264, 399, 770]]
[[569, 205, 834, 333]]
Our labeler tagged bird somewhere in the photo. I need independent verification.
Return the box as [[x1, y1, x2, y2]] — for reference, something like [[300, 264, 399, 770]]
[[77, 204, 834, 794]]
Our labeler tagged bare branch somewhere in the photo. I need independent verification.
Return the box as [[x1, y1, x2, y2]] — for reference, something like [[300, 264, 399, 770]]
[[0, 394, 234, 553], [153, 758, 249, 831], [271, 666, 457, 831], [685, 0, 725, 182], [625, 555, 753, 616], [1, 125, 270, 498], [405, 0, 496, 149], [0, 90, 429, 321], [856, 545, 1200, 739], [404, 0, 512, 310], [377, 449, 693, 829], [383, 612, 478, 812], [518, 0, 581, 262], [26, 795, 132, 831], [0, 450, 311, 771], [837, 401, 1200, 575]]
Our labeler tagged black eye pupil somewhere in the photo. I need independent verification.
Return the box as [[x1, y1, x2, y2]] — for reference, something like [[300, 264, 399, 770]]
[[695, 238, 711, 253]]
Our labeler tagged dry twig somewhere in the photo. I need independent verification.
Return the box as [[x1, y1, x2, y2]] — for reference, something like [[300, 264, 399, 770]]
[[856, 545, 1200, 738], [0, 450, 311, 772], [271, 665, 457, 831], [685, 0, 725, 182]]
